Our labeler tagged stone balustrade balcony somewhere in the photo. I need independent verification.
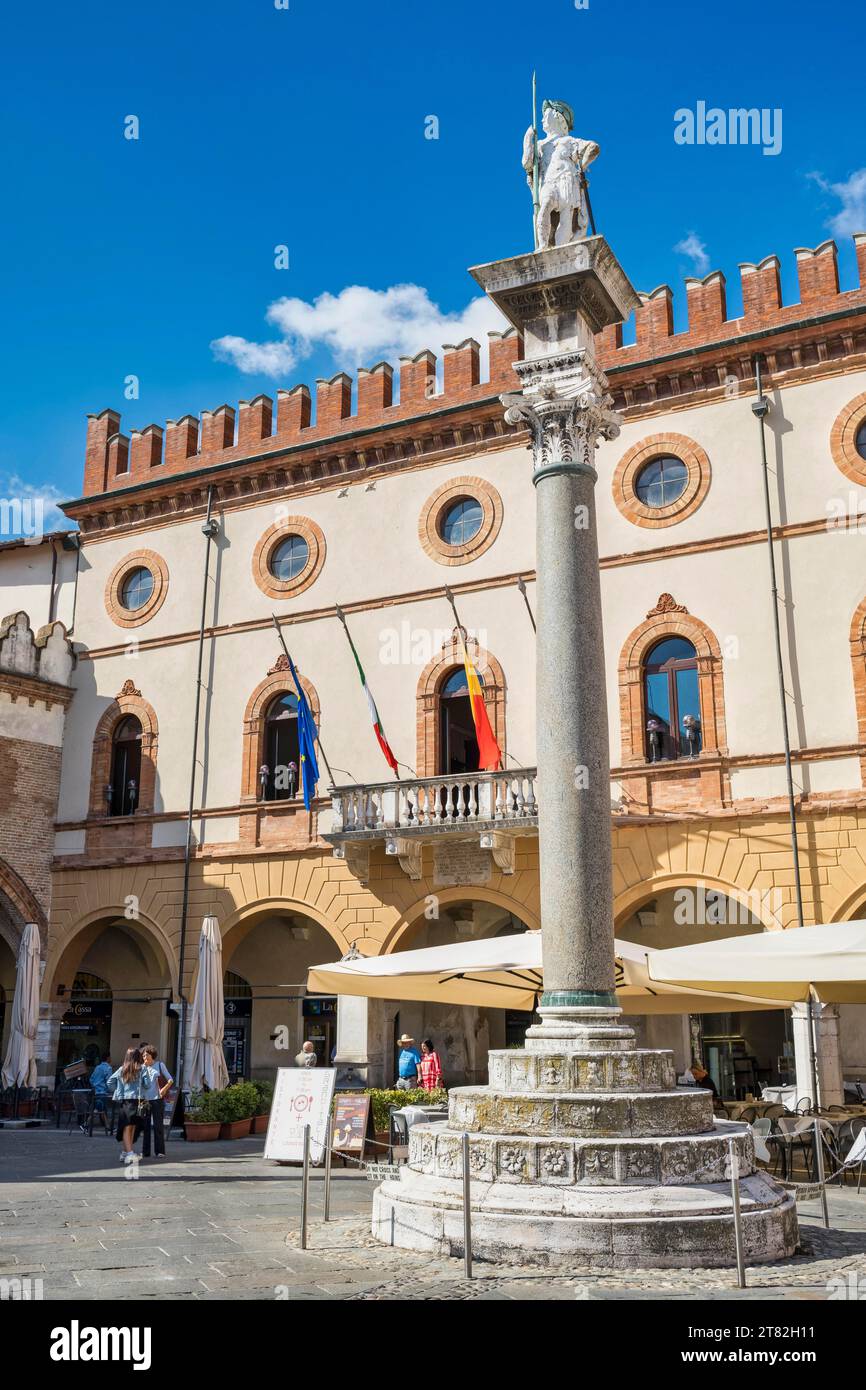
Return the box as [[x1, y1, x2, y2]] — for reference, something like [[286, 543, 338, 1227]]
[[323, 767, 538, 880]]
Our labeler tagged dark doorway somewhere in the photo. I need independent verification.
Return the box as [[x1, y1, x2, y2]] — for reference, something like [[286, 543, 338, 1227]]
[[109, 716, 142, 816], [263, 693, 301, 800], [439, 668, 480, 775]]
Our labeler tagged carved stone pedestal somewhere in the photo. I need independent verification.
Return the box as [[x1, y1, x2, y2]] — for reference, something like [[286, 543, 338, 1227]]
[[372, 1039, 798, 1267]]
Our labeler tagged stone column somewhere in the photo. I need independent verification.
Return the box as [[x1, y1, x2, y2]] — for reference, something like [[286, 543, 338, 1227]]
[[792, 1002, 844, 1107], [471, 240, 638, 1044]]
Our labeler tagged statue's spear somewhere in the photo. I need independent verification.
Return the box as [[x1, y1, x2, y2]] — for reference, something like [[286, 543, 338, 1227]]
[[577, 142, 597, 237], [531, 70, 540, 248]]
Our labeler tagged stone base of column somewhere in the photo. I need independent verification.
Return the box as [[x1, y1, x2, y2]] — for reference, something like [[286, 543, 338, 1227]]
[[372, 1042, 798, 1268], [525, 1003, 635, 1053]]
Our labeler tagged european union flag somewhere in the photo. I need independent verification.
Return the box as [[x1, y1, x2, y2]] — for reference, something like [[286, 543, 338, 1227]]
[[286, 653, 320, 809]]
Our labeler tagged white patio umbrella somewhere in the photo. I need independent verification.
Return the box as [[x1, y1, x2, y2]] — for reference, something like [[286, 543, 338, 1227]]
[[186, 916, 230, 1091], [307, 931, 791, 1015], [646, 921, 866, 1004], [645, 921, 866, 1106], [2, 922, 41, 1089]]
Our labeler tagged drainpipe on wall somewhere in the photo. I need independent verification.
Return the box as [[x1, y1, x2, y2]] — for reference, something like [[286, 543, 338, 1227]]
[[752, 356, 818, 1106]]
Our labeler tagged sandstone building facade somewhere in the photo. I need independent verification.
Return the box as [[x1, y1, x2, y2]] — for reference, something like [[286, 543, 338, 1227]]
[[3, 234, 866, 1100]]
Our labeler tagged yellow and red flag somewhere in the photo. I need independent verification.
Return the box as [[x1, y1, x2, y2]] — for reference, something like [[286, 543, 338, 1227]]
[[458, 633, 502, 771]]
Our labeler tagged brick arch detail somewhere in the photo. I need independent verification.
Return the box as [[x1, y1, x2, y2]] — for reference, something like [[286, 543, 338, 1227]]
[[241, 660, 322, 801], [618, 598, 727, 764], [88, 682, 159, 816], [416, 633, 506, 777], [850, 596, 866, 785], [0, 858, 47, 938]]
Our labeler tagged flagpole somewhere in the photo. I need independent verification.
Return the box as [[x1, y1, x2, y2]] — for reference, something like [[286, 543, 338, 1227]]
[[516, 576, 537, 633], [443, 585, 467, 640], [334, 604, 400, 779], [270, 613, 336, 787]]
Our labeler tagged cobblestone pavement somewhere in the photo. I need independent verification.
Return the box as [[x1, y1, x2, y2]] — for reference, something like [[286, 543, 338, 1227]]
[[1, 1127, 865, 1301]]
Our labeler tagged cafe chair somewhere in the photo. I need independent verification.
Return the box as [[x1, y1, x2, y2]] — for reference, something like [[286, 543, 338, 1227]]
[[388, 1108, 410, 1165], [750, 1117, 773, 1165]]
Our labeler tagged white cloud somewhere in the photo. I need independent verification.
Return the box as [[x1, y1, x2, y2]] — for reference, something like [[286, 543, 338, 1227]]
[[808, 168, 866, 237], [673, 232, 710, 275], [0, 471, 73, 540], [211, 283, 507, 379]]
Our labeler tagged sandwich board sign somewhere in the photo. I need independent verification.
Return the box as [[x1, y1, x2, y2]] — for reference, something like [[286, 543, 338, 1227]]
[[264, 1066, 336, 1165]]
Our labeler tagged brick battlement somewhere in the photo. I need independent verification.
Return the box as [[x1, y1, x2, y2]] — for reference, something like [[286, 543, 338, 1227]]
[[82, 236, 866, 500], [83, 331, 523, 497]]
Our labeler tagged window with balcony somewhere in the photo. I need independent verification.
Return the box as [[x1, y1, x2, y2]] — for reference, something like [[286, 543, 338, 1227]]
[[643, 637, 702, 761], [439, 667, 481, 775], [108, 716, 142, 816], [262, 692, 301, 801]]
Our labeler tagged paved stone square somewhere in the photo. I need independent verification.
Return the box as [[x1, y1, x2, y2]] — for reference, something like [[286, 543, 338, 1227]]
[[1, 1127, 865, 1301]]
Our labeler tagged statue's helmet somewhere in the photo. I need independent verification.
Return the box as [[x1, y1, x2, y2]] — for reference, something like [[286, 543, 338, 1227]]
[[542, 98, 575, 132]]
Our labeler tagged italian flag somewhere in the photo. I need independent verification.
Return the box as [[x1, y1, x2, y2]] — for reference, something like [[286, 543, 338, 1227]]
[[346, 628, 399, 774], [458, 631, 503, 771]]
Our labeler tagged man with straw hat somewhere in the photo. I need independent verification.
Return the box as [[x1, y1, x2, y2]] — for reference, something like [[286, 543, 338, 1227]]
[[395, 1033, 421, 1091]]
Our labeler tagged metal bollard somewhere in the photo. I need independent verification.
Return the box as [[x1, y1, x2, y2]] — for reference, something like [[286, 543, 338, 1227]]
[[728, 1137, 747, 1289], [813, 1119, 830, 1229], [300, 1124, 311, 1250], [462, 1131, 472, 1280], [323, 1136, 333, 1223]]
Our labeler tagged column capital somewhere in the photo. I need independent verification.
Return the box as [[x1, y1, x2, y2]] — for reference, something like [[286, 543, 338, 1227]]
[[502, 350, 622, 482]]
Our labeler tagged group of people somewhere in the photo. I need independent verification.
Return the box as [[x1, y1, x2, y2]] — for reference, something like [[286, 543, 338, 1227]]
[[89, 1045, 174, 1164], [395, 1034, 443, 1091]]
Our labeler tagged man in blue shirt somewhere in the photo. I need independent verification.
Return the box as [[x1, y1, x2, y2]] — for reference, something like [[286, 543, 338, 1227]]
[[89, 1053, 113, 1133], [395, 1034, 421, 1091]]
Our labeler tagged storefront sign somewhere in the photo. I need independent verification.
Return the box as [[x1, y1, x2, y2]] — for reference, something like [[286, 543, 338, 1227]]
[[331, 1093, 373, 1159], [264, 1067, 336, 1165]]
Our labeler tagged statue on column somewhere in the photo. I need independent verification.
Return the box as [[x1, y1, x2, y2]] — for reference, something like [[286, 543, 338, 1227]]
[[523, 98, 599, 249]]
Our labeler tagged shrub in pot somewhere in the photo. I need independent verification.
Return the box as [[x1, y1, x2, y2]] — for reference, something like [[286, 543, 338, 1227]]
[[217, 1081, 257, 1138], [184, 1090, 221, 1141], [250, 1078, 274, 1134]]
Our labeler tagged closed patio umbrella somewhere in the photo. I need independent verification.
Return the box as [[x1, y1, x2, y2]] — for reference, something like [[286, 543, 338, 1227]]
[[187, 916, 230, 1092], [2, 922, 41, 1090], [307, 931, 791, 1014]]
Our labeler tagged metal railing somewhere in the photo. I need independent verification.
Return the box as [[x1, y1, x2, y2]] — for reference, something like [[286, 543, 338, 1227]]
[[330, 767, 538, 834]]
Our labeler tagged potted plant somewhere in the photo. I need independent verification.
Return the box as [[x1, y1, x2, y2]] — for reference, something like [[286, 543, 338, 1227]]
[[184, 1090, 221, 1142], [250, 1079, 274, 1135], [217, 1081, 258, 1139], [366, 1087, 448, 1152]]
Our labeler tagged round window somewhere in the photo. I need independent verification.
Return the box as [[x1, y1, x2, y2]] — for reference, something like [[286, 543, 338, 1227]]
[[270, 535, 310, 582], [856, 421, 866, 462], [634, 457, 689, 509], [440, 497, 483, 545], [120, 567, 155, 611]]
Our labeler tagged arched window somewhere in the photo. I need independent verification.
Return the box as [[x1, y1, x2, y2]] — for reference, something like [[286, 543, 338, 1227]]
[[261, 692, 301, 801], [643, 637, 702, 761], [108, 716, 142, 816], [439, 667, 481, 775]]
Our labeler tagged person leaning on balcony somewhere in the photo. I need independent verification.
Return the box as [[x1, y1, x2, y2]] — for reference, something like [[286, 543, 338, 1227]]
[[418, 1038, 443, 1092], [395, 1034, 421, 1091]]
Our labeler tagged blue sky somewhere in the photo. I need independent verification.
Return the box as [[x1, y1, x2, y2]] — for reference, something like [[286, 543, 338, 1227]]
[[1, 0, 863, 529]]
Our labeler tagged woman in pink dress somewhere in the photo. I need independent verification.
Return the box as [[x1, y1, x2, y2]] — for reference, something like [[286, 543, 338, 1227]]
[[418, 1038, 443, 1092]]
